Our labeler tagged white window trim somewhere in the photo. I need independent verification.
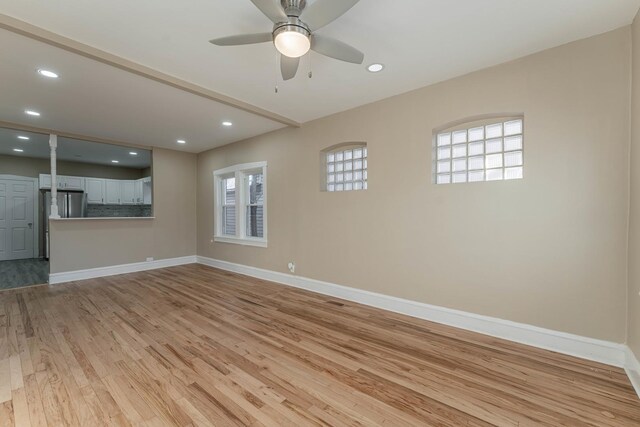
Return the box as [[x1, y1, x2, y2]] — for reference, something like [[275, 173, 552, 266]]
[[213, 161, 267, 247]]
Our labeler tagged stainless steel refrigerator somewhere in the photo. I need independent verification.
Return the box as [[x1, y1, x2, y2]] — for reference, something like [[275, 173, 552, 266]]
[[43, 190, 87, 259]]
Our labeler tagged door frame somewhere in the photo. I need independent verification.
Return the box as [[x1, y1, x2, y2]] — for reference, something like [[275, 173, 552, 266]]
[[0, 175, 39, 259]]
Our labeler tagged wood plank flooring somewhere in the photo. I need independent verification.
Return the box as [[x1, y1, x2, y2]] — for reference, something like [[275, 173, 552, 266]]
[[0, 264, 639, 426]]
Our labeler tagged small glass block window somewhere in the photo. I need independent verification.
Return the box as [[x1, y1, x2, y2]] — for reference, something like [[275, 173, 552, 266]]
[[434, 118, 524, 184], [326, 145, 367, 192]]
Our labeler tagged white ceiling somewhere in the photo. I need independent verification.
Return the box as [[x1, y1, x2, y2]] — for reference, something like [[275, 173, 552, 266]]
[[0, 28, 285, 153], [0, 0, 639, 150], [0, 128, 152, 168]]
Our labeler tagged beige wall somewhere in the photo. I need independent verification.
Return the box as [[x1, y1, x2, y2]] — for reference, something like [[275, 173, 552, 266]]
[[0, 154, 145, 180], [629, 13, 640, 357], [50, 148, 196, 273], [197, 28, 631, 342]]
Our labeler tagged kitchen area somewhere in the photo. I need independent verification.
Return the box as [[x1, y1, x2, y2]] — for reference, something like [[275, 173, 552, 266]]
[[0, 126, 153, 289]]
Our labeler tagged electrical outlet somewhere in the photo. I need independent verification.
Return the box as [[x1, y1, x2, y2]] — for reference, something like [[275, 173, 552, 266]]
[[146, 257, 154, 262], [288, 262, 295, 274]]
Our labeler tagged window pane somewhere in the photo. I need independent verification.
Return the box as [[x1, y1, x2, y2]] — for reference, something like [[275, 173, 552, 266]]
[[485, 138, 503, 154], [437, 160, 451, 173], [452, 144, 467, 159], [452, 172, 467, 183], [505, 167, 523, 180], [354, 171, 363, 180], [354, 159, 363, 170], [363, 147, 368, 157], [327, 153, 335, 162], [468, 156, 484, 170], [328, 174, 335, 183], [468, 127, 484, 141], [468, 170, 484, 182], [437, 174, 451, 184], [345, 172, 353, 182], [354, 148, 363, 159], [336, 183, 344, 191], [327, 163, 335, 173], [504, 135, 523, 151], [327, 184, 335, 192], [354, 181, 363, 190], [486, 153, 503, 169], [336, 173, 344, 182], [344, 150, 353, 160], [245, 206, 264, 238], [504, 120, 523, 136], [486, 168, 504, 181], [437, 133, 451, 146], [344, 161, 353, 171], [363, 170, 368, 180], [504, 151, 523, 167], [468, 141, 484, 156], [452, 158, 467, 172], [452, 130, 467, 144], [336, 152, 344, 161], [438, 147, 451, 160], [223, 177, 236, 205], [336, 162, 344, 172], [246, 173, 264, 205], [345, 182, 353, 191], [222, 206, 236, 235], [486, 123, 503, 138]]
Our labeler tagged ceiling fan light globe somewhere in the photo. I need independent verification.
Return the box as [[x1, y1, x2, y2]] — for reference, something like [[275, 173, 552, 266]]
[[274, 30, 310, 58]]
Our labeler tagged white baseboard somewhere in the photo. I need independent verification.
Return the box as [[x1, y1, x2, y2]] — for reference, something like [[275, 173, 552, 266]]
[[196, 256, 629, 369], [48, 255, 197, 285], [626, 348, 640, 398]]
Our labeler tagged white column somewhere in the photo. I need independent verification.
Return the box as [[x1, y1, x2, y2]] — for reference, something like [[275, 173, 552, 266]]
[[49, 134, 60, 219]]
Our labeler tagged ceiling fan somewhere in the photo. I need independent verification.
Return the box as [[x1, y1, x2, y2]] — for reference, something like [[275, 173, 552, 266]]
[[209, 0, 364, 81]]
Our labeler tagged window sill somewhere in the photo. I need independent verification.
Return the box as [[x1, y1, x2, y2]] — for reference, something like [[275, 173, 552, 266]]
[[214, 236, 267, 248]]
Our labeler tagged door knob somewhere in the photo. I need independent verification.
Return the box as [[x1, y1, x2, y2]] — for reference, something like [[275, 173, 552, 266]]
[[28, 223, 33, 229]]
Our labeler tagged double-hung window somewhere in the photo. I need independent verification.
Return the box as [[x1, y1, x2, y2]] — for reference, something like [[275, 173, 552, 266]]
[[214, 162, 267, 247]]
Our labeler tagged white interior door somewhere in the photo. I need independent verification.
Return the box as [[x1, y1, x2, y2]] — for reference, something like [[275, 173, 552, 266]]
[[0, 178, 35, 261]]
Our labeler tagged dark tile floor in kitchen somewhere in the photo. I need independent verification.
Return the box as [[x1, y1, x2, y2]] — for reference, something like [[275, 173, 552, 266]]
[[0, 259, 49, 290]]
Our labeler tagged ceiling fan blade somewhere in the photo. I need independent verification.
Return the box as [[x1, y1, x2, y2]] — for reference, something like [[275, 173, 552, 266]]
[[250, 0, 288, 23], [302, 0, 360, 31], [209, 33, 273, 46], [281, 55, 300, 81], [311, 35, 364, 64]]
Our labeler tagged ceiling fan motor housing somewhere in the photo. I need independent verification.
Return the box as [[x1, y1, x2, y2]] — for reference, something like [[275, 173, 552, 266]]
[[281, 0, 306, 17]]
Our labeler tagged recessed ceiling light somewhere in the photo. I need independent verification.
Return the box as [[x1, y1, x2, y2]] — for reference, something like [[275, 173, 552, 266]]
[[129, 151, 138, 156], [25, 110, 40, 116], [37, 69, 59, 78], [367, 63, 384, 73], [17, 136, 30, 140], [222, 121, 233, 127], [13, 148, 24, 153], [111, 160, 119, 163], [177, 139, 186, 144]]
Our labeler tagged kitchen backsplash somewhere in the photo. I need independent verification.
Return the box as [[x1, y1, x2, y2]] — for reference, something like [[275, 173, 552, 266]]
[[86, 204, 153, 218]]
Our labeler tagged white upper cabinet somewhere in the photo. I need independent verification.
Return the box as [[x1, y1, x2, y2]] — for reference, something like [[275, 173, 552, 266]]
[[85, 178, 105, 204], [134, 179, 144, 204], [120, 181, 136, 205], [105, 180, 121, 205], [39, 174, 85, 191], [142, 177, 152, 205]]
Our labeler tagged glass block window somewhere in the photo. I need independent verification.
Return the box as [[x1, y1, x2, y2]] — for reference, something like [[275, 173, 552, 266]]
[[326, 145, 367, 192], [435, 118, 523, 184]]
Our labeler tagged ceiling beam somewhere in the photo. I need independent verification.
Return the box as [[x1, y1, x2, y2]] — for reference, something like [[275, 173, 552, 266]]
[[0, 13, 300, 128], [0, 120, 152, 151]]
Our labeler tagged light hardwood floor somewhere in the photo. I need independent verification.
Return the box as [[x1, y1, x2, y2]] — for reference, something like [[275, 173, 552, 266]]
[[0, 264, 639, 426]]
